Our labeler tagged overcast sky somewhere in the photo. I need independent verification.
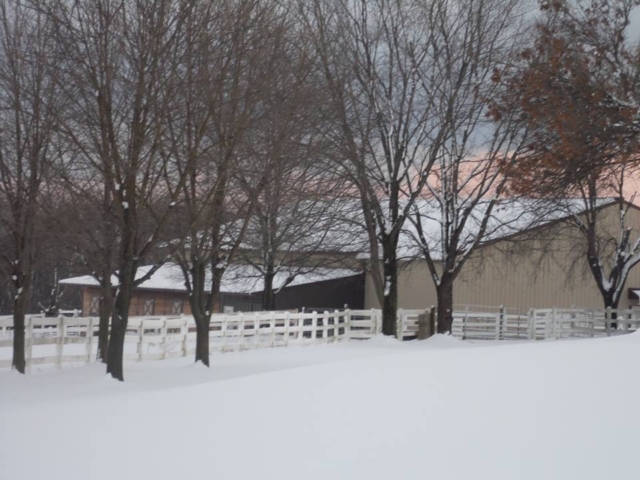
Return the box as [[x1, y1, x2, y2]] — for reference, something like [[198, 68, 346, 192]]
[[524, 4, 640, 43], [629, 7, 640, 42]]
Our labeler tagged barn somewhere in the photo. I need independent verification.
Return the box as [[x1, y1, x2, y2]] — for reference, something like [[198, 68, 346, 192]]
[[59, 264, 364, 316], [60, 200, 640, 316]]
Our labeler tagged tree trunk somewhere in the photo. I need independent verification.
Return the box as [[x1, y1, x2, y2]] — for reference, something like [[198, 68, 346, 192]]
[[194, 315, 211, 366], [436, 280, 454, 334], [190, 284, 219, 367], [97, 310, 110, 363], [262, 269, 276, 311], [603, 295, 619, 310], [12, 297, 26, 374], [183, 260, 221, 368], [97, 285, 112, 363], [106, 287, 132, 381], [382, 258, 398, 336], [604, 295, 619, 329]]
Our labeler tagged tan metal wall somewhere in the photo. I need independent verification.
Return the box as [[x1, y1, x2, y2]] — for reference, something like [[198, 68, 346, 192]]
[[365, 203, 640, 310]]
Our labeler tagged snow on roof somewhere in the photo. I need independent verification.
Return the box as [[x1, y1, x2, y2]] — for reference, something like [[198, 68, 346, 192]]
[[397, 198, 563, 259], [234, 197, 619, 261], [61, 198, 618, 290], [60, 263, 362, 294], [59, 265, 186, 291], [227, 198, 369, 255], [361, 197, 617, 260], [222, 265, 362, 294]]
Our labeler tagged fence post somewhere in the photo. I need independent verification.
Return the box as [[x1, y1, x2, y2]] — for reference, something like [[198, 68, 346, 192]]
[[369, 308, 377, 336], [429, 306, 436, 337], [239, 314, 246, 350], [323, 311, 330, 343], [527, 309, 534, 340], [297, 313, 304, 344], [417, 310, 427, 340], [396, 308, 404, 340], [344, 309, 351, 341], [268, 312, 275, 347], [254, 313, 261, 348], [181, 318, 188, 357], [498, 305, 505, 341], [284, 311, 290, 346], [56, 315, 65, 369], [311, 311, 318, 341], [220, 314, 228, 350], [461, 305, 468, 340], [160, 318, 168, 360], [138, 319, 145, 361], [624, 312, 631, 333], [332, 310, 339, 341], [25, 316, 33, 374], [86, 317, 94, 364]]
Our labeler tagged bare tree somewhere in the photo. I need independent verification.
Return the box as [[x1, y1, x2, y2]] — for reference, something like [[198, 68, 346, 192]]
[[558, 172, 640, 311], [299, 0, 451, 335], [0, 191, 84, 318], [48, 175, 119, 362], [44, 0, 193, 380], [406, 0, 531, 333], [233, 22, 353, 310], [0, 0, 61, 373], [167, 0, 281, 366], [239, 197, 356, 310]]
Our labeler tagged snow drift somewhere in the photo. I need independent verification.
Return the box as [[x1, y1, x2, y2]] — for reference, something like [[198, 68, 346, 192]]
[[1, 335, 639, 479]]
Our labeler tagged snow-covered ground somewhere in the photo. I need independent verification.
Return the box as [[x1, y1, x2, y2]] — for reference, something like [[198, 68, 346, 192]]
[[1, 334, 639, 479]]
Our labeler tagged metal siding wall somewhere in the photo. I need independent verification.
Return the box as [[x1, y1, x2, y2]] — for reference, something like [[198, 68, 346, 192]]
[[365, 204, 640, 310], [363, 263, 438, 310]]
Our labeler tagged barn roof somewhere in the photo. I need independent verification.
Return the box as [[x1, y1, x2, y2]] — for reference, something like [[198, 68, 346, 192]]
[[59, 263, 362, 294]]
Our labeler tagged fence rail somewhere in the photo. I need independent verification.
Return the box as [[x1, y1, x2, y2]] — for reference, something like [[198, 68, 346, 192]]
[[0, 310, 354, 372], [527, 307, 640, 340], [2, 306, 640, 371]]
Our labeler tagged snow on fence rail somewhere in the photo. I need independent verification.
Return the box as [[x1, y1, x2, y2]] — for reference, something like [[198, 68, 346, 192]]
[[2, 306, 640, 371]]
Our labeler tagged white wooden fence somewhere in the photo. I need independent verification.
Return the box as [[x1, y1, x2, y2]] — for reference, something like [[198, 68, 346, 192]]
[[0, 310, 356, 372], [527, 307, 640, 340], [2, 306, 639, 371], [454, 307, 532, 341], [385, 307, 531, 341], [353, 306, 640, 341]]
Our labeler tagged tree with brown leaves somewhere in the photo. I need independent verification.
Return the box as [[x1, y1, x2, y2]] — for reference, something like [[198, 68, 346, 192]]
[[501, 0, 640, 312]]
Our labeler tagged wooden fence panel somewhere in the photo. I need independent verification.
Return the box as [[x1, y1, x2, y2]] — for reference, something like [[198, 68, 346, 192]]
[[3, 306, 640, 372], [0, 310, 353, 371]]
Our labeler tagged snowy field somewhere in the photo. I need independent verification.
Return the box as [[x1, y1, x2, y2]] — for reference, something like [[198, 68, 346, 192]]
[[1, 334, 639, 480]]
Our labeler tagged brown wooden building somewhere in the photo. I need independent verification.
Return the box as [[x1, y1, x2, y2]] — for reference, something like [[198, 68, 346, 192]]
[[60, 264, 364, 316]]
